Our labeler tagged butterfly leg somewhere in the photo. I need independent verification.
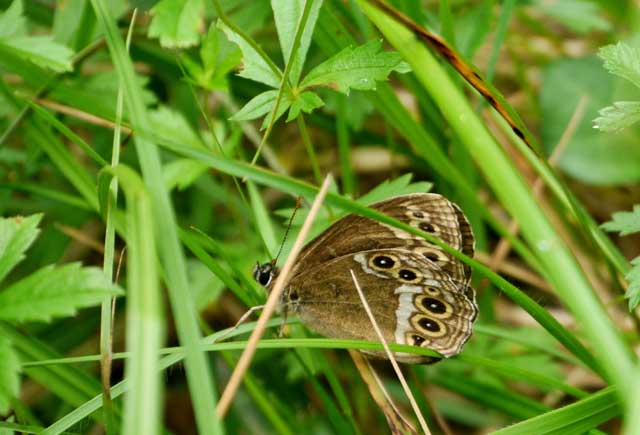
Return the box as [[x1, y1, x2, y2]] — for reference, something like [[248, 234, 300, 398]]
[[215, 304, 265, 343], [278, 303, 289, 337]]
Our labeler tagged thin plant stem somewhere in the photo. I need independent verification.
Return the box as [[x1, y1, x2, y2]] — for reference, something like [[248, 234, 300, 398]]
[[100, 10, 137, 435], [349, 270, 431, 435], [216, 174, 333, 417], [297, 114, 323, 185], [248, 0, 317, 166]]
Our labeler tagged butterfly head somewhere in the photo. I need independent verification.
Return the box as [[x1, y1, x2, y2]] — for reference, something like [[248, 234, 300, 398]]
[[253, 261, 279, 288]]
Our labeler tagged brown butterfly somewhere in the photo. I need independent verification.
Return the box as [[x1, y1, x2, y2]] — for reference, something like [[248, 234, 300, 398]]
[[254, 193, 478, 363]]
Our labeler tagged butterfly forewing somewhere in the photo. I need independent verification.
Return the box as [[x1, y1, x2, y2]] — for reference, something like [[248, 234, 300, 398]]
[[292, 193, 474, 288]]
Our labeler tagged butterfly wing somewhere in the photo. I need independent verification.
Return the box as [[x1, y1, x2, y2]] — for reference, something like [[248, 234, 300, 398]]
[[292, 193, 474, 289], [286, 248, 477, 362]]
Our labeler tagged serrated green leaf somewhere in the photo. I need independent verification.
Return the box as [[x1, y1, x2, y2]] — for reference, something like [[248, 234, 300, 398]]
[[601, 205, 640, 236], [541, 56, 640, 185], [356, 174, 432, 206], [0, 336, 20, 415], [300, 39, 408, 94], [536, 0, 610, 34], [230, 90, 292, 128], [0, 0, 26, 39], [230, 90, 278, 121], [625, 257, 640, 310], [287, 90, 324, 121], [148, 0, 204, 48], [197, 24, 241, 90], [598, 42, 640, 88], [272, 0, 324, 85], [594, 101, 640, 132], [0, 264, 123, 322], [0, 36, 74, 72], [218, 20, 281, 88], [0, 214, 42, 283]]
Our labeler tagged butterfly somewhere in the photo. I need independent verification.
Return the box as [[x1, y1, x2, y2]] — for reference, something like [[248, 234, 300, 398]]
[[253, 193, 477, 363]]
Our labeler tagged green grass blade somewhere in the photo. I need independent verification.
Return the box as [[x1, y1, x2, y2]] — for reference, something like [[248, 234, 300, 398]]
[[35, 320, 283, 434], [89, 1, 222, 433], [490, 387, 619, 435], [104, 166, 164, 435], [159, 142, 600, 373], [314, 5, 542, 274], [358, 0, 634, 405], [433, 374, 548, 419]]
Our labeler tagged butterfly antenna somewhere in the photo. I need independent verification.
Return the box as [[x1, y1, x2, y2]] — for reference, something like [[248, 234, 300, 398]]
[[273, 196, 303, 265]]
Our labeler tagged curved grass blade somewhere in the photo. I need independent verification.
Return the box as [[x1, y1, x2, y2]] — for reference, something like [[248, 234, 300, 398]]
[[490, 387, 618, 435], [159, 142, 600, 374]]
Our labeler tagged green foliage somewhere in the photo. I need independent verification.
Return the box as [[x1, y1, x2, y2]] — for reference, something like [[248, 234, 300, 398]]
[[300, 39, 410, 93], [217, 20, 280, 88], [356, 174, 432, 206], [0, 214, 41, 282], [0, 263, 122, 322], [182, 24, 242, 91], [271, 0, 324, 86], [1, 0, 639, 434], [222, 2, 409, 128], [0, 336, 20, 415], [0, 214, 122, 415], [593, 101, 640, 133], [601, 205, 640, 236], [594, 42, 640, 133], [148, 0, 204, 48], [287, 91, 324, 121], [0, 0, 73, 72], [624, 258, 640, 312], [602, 205, 640, 310], [534, 0, 610, 34], [599, 42, 640, 88], [541, 57, 640, 185]]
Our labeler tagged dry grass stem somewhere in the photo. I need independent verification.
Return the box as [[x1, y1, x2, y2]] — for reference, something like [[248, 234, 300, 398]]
[[349, 350, 418, 435], [56, 223, 106, 254], [349, 269, 432, 435], [216, 173, 334, 417], [35, 98, 133, 134]]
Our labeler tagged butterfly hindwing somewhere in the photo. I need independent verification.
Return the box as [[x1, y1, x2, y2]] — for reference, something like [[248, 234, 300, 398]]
[[287, 248, 477, 362]]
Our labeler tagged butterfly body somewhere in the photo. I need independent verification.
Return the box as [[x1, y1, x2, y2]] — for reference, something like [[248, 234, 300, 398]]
[[254, 193, 477, 363]]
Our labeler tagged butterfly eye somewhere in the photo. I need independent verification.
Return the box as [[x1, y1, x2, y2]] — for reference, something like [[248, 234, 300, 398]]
[[258, 272, 272, 286], [253, 262, 275, 287]]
